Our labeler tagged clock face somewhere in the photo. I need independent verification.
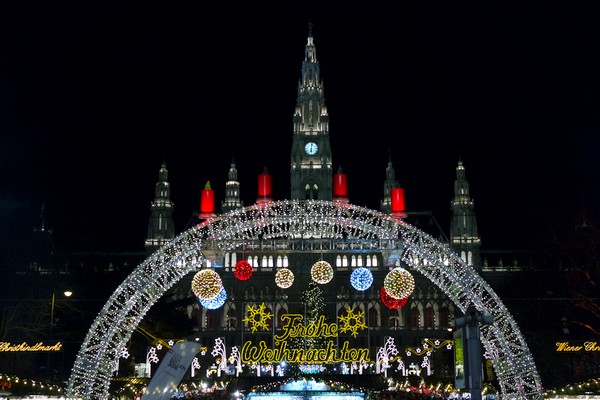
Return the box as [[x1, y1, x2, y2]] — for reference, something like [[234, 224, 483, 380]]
[[305, 142, 318, 155]]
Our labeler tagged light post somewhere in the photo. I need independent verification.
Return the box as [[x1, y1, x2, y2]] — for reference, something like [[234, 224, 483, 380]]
[[50, 289, 72, 336], [454, 305, 494, 400], [48, 289, 73, 380]]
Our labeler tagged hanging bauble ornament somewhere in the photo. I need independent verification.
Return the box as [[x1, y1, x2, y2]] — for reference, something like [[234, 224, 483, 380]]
[[234, 260, 253, 281], [311, 260, 334, 284], [275, 268, 294, 289], [191, 269, 223, 300], [350, 267, 373, 291], [380, 286, 409, 309], [199, 286, 227, 309], [383, 266, 415, 299]]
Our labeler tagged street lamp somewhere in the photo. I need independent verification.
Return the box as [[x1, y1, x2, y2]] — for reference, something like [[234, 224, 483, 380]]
[[48, 289, 73, 380], [454, 305, 494, 400], [50, 289, 73, 336]]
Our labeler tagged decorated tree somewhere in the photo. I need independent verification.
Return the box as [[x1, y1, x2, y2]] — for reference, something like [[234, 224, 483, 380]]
[[287, 281, 328, 374]]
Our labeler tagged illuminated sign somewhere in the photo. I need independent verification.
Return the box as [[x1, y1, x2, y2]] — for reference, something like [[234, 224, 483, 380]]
[[241, 305, 371, 365], [0, 341, 63, 352], [555, 341, 600, 352], [242, 339, 369, 364]]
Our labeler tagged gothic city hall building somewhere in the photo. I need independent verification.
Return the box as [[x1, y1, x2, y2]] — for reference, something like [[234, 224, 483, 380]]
[[68, 24, 542, 400]]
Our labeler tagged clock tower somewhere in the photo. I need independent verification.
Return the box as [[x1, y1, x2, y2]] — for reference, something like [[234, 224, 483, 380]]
[[290, 23, 333, 200]]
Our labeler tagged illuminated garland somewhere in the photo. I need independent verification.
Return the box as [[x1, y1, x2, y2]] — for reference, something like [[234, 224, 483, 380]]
[[383, 266, 415, 299], [67, 200, 543, 400], [233, 260, 253, 281], [311, 260, 333, 284], [0, 373, 64, 396], [191, 269, 223, 300]]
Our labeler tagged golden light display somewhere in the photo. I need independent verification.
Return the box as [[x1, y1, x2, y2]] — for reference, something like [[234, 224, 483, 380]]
[[191, 269, 223, 300], [68, 200, 542, 400], [311, 260, 334, 284], [275, 267, 294, 288], [383, 266, 415, 299]]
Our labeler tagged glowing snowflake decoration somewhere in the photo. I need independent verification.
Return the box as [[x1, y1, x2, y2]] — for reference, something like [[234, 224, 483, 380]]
[[242, 303, 273, 333], [337, 307, 367, 338]]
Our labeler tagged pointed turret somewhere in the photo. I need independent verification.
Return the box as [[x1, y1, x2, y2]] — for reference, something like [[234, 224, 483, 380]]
[[380, 152, 403, 215], [221, 158, 243, 213], [450, 159, 482, 269], [145, 161, 175, 256], [290, 22, 333, 200]]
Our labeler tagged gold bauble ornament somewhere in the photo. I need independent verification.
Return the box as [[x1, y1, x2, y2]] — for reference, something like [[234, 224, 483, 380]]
[[311, 260, 334, 284], [275, 268, 294, 289], [383, 267, 415, 299], [191, 269, 223, 300]]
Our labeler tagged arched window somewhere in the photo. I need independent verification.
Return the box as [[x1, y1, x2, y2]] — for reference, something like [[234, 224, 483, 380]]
[[410, 307, 420, 328], [440, 305, 450, 329], [265, 305, 274, 330], [336, 255, 342, 267], [388, 309, 400, 328], [425, 305, 435, 329], [338, 304, 349, 320], [226, 306, 237, 330], [368, 306, 379, 328], [276, 307, 287, 329], [206, 309, 219, 329]]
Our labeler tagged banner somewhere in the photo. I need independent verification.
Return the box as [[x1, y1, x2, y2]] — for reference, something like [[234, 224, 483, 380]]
[[143, 341, 202, 400]]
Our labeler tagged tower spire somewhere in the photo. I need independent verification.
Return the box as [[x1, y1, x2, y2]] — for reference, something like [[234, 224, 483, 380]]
[[380, 150, 402, 214], [145, 161, 175, 256], [290, 23, 333, 200], [450, 159, 482, 269], [222, 156, 243, 213]]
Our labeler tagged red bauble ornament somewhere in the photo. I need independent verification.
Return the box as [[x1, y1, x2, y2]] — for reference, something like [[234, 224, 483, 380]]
[[380, 286, 408, 309], [234, 260, 253, 281]]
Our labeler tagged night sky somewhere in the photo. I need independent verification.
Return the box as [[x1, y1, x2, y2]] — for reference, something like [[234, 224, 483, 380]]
[[1, 3, 599, 254]]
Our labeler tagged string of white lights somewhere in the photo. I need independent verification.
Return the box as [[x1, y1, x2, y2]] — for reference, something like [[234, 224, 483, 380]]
[[66, 200, 543, 400]]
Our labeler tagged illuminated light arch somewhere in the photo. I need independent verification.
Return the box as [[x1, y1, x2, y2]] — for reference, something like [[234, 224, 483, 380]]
[[66, 200, 543, 400]]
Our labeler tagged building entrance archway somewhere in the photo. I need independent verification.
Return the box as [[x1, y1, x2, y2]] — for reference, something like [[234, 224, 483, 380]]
[[66, 200, 543, 399]]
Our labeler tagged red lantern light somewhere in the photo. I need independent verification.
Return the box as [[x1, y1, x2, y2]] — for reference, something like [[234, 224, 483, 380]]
[[199, 181, 215, 219], [234, 260, 253, 281], [391, 187, 406, 218], [257, 167, 272, 202], [380, 286, 408, 309], [333, 171, 348, 199]]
